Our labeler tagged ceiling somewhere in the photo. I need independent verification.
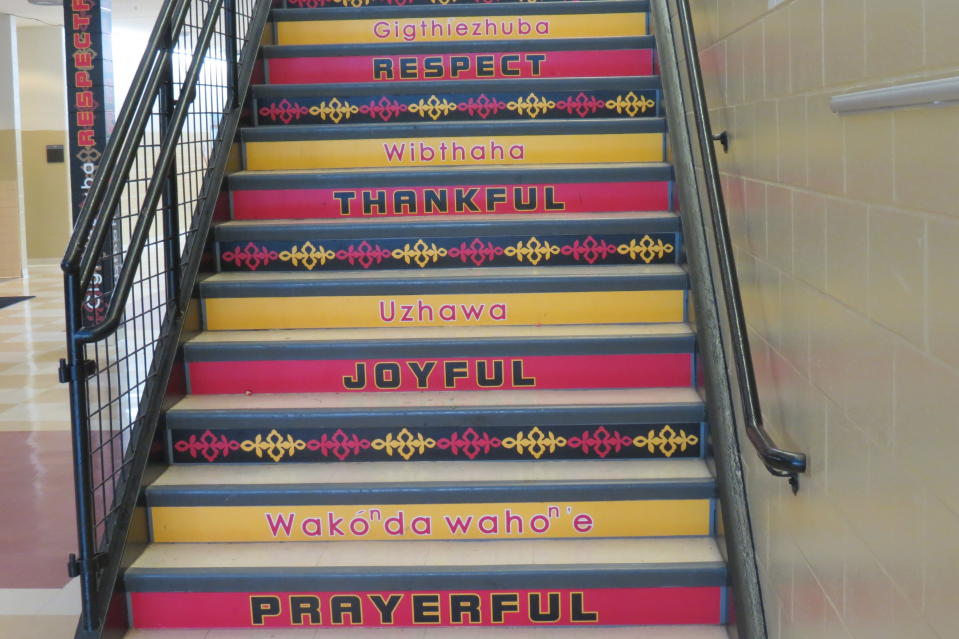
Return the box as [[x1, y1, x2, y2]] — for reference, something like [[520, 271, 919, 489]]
[[7, 0, 165, 29]]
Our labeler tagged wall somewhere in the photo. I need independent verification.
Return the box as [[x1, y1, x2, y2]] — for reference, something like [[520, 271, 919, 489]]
[[0, 14, 24, 278], [690, 1, 959, 638], [17, 25, 70, 262]]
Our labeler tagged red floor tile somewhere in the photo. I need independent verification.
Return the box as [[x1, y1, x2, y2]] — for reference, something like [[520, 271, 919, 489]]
[[0, 432, 77, 588]]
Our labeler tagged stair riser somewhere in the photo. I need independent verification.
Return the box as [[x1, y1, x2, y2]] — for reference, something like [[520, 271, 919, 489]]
[[276, 14, 646, 46], [203, 290, 685, 330], [186, 352, 694, 394], [244, 132, 665, 170], [267, 48, 655, 83], [169, 419, 706, 463], [231, 181, 671, 219], [150, 499, 713, 542], [129, 587, 723, 628], [255, 89, 660, 125], [218, 232, 680, 272]]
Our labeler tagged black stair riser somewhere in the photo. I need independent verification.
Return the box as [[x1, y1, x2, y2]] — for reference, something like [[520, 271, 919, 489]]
[[169, 421, 707, 464], [217, 231, 681, 272], [254, 87, 661, 125]]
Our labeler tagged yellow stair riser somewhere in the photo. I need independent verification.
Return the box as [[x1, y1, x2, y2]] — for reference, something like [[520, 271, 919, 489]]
[[150, 499, 711, 543], [277, 13, 647, 46], [245, 133, 665, 170], [204, 290, 684, 330]]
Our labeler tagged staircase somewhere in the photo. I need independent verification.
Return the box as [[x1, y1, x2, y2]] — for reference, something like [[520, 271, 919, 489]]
[[122, 0, 730, 634]]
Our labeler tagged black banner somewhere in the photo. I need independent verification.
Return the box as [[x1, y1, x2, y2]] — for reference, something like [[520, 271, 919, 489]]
[[63, 0, 114, 324]]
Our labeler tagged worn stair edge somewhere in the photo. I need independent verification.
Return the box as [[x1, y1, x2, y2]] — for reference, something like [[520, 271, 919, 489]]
[[227, 163, 674, 188], [214, 211, 682, 240], [272, 0, 650, 21], [199, 264, 689, 297], [261, 35, 656, 57], [241, 117, 667, 141], [146, 473, 715, 506], [123, 627, 729, 638], [183, 323, 695, 358], [151, 457, 712, 485], [252, 75, 662, 97]]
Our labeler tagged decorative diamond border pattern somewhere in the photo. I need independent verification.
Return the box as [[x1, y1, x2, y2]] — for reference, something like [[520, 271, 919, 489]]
[[170, 423, 705, 463], [219, 233, 679, 272]]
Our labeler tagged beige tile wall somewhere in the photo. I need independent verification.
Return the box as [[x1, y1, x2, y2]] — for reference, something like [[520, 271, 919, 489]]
[[690, 1, 959, 638]]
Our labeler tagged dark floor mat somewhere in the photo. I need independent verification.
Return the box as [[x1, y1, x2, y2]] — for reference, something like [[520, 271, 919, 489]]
[[0, 296, 33, 310]]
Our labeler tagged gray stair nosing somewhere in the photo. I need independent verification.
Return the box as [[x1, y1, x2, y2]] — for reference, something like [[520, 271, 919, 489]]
[[213, 213, 681, 241], [272, 1, 650, 21], [165, 402, 706, 428], [262, 35, 656, 57], [124, 561, 727, 591], [227, 164, 674, 189], [145, 477, 716, 507], [183, 333, 696, 361], [198, 271, 690, 298], [241, 117, 666, 141], [252, 76, 662, 98]]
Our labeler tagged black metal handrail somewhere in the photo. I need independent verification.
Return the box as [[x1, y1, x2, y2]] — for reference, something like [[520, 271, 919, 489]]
[[60, 0, 270, 634], [667, 0, 808, 492]]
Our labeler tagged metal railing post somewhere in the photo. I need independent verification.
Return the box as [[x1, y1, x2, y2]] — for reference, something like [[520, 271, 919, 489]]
[[225, 0, 240, 109], [160, 20, 182, 308], [61, 273, 99, 632]]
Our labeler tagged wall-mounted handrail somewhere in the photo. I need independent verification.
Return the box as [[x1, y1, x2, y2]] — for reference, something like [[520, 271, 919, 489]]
[[831, 76, 959, 114], [670, 0, 807, 494]]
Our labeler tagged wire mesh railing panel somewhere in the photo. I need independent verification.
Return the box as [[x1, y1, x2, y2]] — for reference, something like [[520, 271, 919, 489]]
[[61, 0, 268, 632]]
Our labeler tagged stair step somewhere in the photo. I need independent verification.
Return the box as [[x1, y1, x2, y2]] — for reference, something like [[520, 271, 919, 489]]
[[279, 0, 647, 12], [199, 264, 688, 330], [272, 1, 649, 46], [227, 164, 674, 220], [241, 119, 667, 171], [167, 387, 706, 464], [124, 538, 726, 629], [146, 459, 715, 542], [253, 76, 661, 125], [126, 627, 730, 639], [263, 36, 657, 84], [182, 324, 696, 395], [215, 211, 681, 272]]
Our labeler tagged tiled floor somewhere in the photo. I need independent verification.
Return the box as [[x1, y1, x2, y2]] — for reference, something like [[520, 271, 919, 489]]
[[0, 264, 81, 639]]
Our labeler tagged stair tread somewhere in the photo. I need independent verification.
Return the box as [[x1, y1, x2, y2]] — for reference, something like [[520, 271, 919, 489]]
[[230, 162, 672, 177], [125, 627, 728, 638], [241, 117, 666, 140], [202, 263, 686, 284], [187, 322, 693, 344], [273, 0, 648, 19], [216, 210, 679, 230], [128, 537, 721, 570], [151, 458, 711, 488], [253, 75, 661, 95], [171, 387, 701, 413], [262, 35, 656, 57]]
